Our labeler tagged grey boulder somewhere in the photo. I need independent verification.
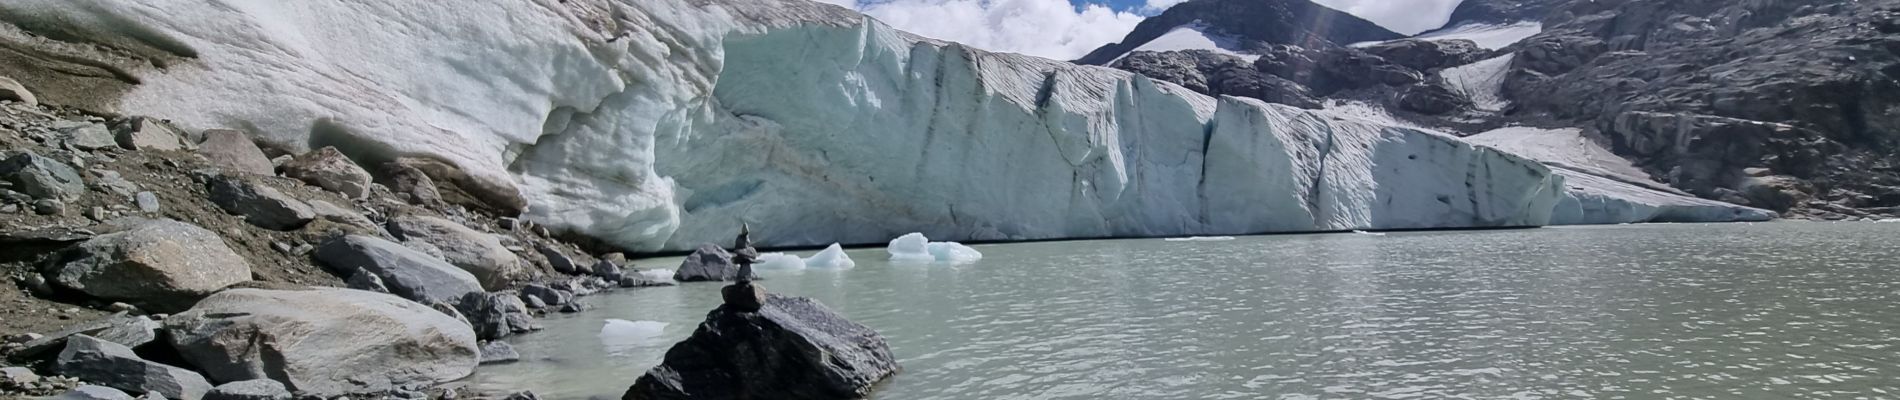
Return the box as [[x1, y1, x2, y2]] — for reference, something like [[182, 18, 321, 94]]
[[1, 150, 85, 199], [454, 291, 538, 341], [478, 341, 520, 365], [10, 312, 158, 361], [111, 117, 190, 151], [279, 147, 371, 199], [674, 244, 752, 282], [51, 219, 251, 312], [203, 379, 291, 400], [194, 130, 276, 176], [315, 235, 484, 305], [387, 215, 524, 290], [164, 288, 479, 397], [56, 122, 117, 151], [205, 175, 315, 230], [625, 295, 898, 400], [50, 385, 135, 400], [56, 335, 212, 400]]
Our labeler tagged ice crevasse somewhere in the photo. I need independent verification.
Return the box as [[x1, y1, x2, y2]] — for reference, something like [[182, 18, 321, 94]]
[[0, 0, 1747, 252]]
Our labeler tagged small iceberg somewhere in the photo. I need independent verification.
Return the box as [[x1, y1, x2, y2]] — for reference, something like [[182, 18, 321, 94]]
[[637, 269, 676, 284], [1352, 230, 1387, 236], [1877, 218, 1900, 223], [887, 232, 983, 263], [805, 243, 856, 269], [1164, 236, 1236, 242], [756, 253, 807, 270], [600, 319, 669, 347]]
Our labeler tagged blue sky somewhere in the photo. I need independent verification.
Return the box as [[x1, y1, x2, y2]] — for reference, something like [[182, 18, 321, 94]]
[[818, 0, 1465, 60]]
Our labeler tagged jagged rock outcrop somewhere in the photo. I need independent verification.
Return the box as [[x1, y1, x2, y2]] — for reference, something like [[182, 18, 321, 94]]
[[164, 288, 479, 397], [624, 295, 897, 400], [1076, 0, 1401, 65]]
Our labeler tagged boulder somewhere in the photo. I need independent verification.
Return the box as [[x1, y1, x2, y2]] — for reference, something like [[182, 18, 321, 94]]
[[164, 288, 479, 397], [134, 192, 160, 213], [388, 215, 524, 290], [51, 219, 251, 312], [519, 284, 572, 307], [624, 295, 898, 400], [111, 117, 190, 151], [0, 76, 36, 106], [345, 267, 390, 293], [591, 260, 624, 281], [1396, 83, 1470, 115], [674, 244, 751, 282], [91, 170, 142, 198], [1, 150, 85, 199], [12, 313, 161, 361], [380, 161, 443, 205], [203, 379, 292, 400], [304, 199, 379, 232], [51, 385, 136, 400], [56, 335, 212, 400], [56, 122, 117, 151], [536, 244, 581, 275], [454, 292, 538, 341], [384, 157, 528, 215], [279, 147, 371, 199], [314, 235, 484, 306], [205, 175, 315, 230], [195, 130, 276, 175], [479, 341, 520, 365]]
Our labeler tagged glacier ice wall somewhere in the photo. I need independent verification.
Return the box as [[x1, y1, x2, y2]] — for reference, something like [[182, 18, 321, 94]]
[[0, 0, 1727, 252]]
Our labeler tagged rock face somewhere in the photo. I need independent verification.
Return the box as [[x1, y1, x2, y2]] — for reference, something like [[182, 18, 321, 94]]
[[1, 150, 85, 199], [388, 215, 523, 290], [164, 288, 480, 397], [624, 295, 898, 400], [204, 175, 316, 230], [279, 147, 372, 199], [315, 235, 484, 305], [673, 244, 750, 282], [195, 130, 276, 175], [56, 335, 212, 400], [50, 219, 252, 312], [1075, 0, 1402, 65]]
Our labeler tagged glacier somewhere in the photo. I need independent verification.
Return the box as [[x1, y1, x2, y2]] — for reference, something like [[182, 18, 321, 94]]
[[0, 0, 1763, 252]]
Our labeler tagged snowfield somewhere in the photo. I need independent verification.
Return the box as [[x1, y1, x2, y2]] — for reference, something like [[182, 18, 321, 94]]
[[1112, 22, 1261, 64], [0, 0, 1767, 251]]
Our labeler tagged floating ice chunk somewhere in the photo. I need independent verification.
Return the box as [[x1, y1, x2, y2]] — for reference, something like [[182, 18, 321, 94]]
[[755, 253, 807, 270], [926, 242, 983, 263], [804, 243, 856, 269], [1878, 218, 1900, 223], [887, 232, 982, 263], [1352, 230, 1387, 236], [1164, 236, 1236, 242], [600, 319, 669, 347], [637, 269, 676, 284]]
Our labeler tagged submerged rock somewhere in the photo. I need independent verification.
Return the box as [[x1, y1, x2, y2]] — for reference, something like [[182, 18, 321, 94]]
[[623, 295, 898, 400], [164, 288, 479, 397]]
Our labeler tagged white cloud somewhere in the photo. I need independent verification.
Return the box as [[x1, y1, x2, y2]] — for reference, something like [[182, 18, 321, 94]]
[[1308, 0, 1465, 35], [849, 0, 1146, 60]]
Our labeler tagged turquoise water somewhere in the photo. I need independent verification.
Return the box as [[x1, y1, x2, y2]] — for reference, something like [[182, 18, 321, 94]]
[[471, 222, 1900, 399]]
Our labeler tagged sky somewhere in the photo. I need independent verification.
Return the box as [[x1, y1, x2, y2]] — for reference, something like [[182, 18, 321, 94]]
[[809, 0, 1466, 60]]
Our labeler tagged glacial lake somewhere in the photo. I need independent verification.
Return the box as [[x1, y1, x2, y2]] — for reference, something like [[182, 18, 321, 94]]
[[469, 222, 1900, 399]]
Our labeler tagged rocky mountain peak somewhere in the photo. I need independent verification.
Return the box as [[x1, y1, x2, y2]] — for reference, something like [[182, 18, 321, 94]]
[[1075, 0, 1403, 65]]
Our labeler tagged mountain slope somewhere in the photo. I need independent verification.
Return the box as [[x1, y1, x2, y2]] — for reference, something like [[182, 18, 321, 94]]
[[1075, 0, 1403, 65]]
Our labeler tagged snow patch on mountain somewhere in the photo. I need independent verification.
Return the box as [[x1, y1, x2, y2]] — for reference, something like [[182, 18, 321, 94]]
[[1441, 54, 1515, 113], [1112, 22, 1260, 64], [1356, 21, 1543, 50]]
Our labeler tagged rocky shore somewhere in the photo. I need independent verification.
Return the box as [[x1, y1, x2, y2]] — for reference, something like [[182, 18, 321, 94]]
[[0, 85, 675, 399]]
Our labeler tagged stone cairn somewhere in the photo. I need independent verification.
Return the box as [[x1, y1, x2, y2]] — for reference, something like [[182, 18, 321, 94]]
[[720, 224, 768, 312]]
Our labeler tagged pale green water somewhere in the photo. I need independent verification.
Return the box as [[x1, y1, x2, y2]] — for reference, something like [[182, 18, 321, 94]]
[[470, 222, 1900, 399]]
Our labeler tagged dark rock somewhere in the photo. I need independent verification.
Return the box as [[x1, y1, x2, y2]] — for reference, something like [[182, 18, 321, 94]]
[[205, 174, 315, 230], [51, 385, 136, 400], [388, 215, 524, 290], [479, 341, 520, 365], [558, 302, 589, 313], [279, 147, 372, 199], [165, 288, 479, 397], [382, 157, 528, 216], [624, 295, 898, 400], [536, 244, 581, 275], [504, 391, 540, 400], [1109, 50, 1320, 109], [592, 260, 624, 281], [195, 130, 276, 176], [346, 267, 390, 293], [51, 219, 252, 312], [203, 379, 292, 400], [431, 301, 474, 328], [674, 244, 753, 282], [11, 313, 158, 361], [519, 284, 572, 307], [33, 198, 62, 215], [110, 117, 190, 151], [1397, 83, 1470, 115], [381, 161, 444, 205], [55, 335, 212, 400], [1360, 39, 1486, 71], [521, 295, 548, 309], [1, 150, 85, 199], [720, 283, 767, 313], [315, 235, 485, 305], [1076, 0, 1401, 65], [455, 291, 538, 341]]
